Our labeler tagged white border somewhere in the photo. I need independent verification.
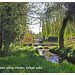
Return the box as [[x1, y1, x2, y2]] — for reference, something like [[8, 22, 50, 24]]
[[0, 0, 75, 2]]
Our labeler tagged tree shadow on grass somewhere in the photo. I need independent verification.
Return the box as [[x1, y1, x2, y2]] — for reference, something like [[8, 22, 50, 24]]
[[0, 48, 45, 66], [0, 49, 47, 73]]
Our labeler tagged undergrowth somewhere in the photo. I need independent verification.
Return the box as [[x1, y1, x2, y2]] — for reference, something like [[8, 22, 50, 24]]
[[0, 44, 75, 73]]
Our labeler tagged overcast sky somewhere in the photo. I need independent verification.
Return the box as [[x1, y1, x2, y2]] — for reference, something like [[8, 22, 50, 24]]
[[27, 2, 46, 34]]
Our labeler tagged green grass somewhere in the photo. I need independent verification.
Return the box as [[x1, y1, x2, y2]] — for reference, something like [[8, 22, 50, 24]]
[[0, 44, 75, 73], [21, 42, 33, 46], [65, 41, 75, 46], [21, 42, 28, 46], [40, 42, 58, 46], [49, 44, 75, 60]]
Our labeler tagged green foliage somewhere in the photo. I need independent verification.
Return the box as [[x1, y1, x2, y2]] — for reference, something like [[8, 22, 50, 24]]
[[28, 43, 33, 46], [44, 46, 49, 49], [41, 3, 64, 40], [41, 2, 75, 49], [40, 42, 58, 46], [0, 44, 75, 73], [34, 44, 38, 46], [0, 2, 28, 55], [22, 43, 28, 46], [64, 21, 75, 43], [49, 44, 75, 59], [38, 47, 43, 49]]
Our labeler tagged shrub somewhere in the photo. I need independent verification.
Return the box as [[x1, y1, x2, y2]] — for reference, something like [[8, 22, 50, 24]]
[[22, 43, 28, 46], [28, 43, 32, 46], [38, 47, 43, 49], [34, 44, 38, 46], [41, 44, 46, 46], [44, 46, 49, 49]]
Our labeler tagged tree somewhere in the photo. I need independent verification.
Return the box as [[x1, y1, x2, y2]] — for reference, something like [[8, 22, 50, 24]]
[[41, 2, 63, 41], [59, 2, 75, 49], [42, 2, 75, 48], [0, 2, 28, 56]]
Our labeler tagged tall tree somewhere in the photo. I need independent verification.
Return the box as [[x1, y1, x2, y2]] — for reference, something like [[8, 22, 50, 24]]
[[43, 2, 75, 48], [0, 2, 28, 56], [59, 2, 75, 48]]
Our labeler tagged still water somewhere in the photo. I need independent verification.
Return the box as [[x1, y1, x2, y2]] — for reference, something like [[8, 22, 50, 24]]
[[38, 50, 68, 64], [38, 50, 59, 64], [33, 38, 67, 64]]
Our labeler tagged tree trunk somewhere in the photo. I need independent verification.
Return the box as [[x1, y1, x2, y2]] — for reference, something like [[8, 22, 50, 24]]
[[59, 17, 68, 49], [3, 35, 11, 56], [0, 9, 3, 56], [0, 24, 3, 56], [43, 35, 45, 42]]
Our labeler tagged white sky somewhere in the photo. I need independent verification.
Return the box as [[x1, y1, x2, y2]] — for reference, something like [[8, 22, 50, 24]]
[[1, 0, 74, 34], [27, 2, 45, 34], [29, 24, 42, 34]]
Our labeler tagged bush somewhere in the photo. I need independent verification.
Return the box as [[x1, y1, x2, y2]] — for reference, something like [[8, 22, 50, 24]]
[[44, 46, 49, 49], [38, 47, 43, 49], [34, 44, 38, 46], [41, 44, 46, 46], [35, 49, 39, 54], [22, 43, 28, 46], [28, 43, 33, 46]]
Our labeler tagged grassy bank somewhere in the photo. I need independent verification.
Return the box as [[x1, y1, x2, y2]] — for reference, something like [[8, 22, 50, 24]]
[[39, 42, 58, 46], [0, 44, 75, 73], [49, 45, 75, 63]]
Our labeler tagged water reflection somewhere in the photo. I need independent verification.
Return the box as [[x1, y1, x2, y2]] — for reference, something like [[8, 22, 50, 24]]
[[34, 45, 43, 48], [38, 50, 59, 64], [39, 50, 42, 55], [33, 38, 68, 64], [48, 54, 59, 63]]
